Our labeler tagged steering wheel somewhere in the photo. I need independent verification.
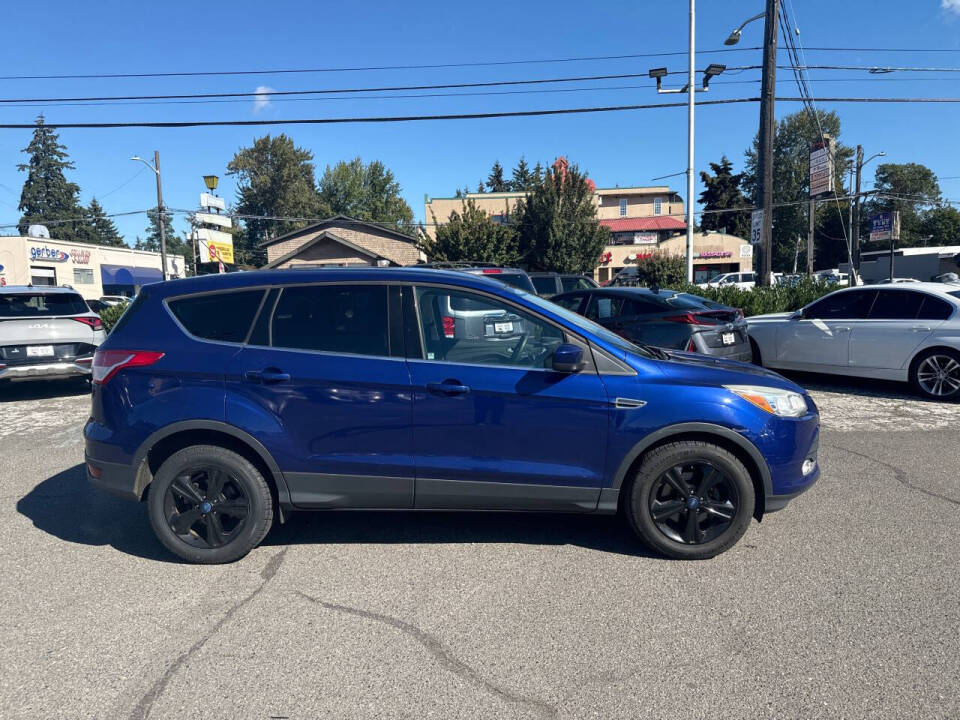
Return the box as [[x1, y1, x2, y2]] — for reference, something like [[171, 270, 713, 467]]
[[510, 334, 529, 363]]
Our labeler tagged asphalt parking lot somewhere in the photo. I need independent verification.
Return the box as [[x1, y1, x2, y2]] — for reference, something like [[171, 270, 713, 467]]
[[1, 376, 958, 719]]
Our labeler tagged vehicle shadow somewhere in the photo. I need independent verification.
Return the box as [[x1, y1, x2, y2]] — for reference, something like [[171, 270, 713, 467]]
[[778, 370, 930, 402], [16, 463, 173, 563], [18, 464, 656, 562], [0, 379, 89, 403]]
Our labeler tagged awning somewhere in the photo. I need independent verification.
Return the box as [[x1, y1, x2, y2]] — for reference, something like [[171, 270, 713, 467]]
[[100, 264, 163, 286]]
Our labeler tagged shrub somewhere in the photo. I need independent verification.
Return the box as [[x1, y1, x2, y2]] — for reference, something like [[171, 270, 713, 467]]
[[674, 278, 835, 317], [633, 252, 687, 288], [99, 303, 128, 333]]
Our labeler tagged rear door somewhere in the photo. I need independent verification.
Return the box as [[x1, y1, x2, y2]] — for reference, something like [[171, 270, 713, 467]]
[[849, 289, 953, 371], [776, 289, 877, 368], [226, 282, 414, 508], [407, 284, 608, 511]]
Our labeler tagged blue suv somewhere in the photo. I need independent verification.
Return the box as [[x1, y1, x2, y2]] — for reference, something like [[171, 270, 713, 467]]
[[85, 268, 819, 564]]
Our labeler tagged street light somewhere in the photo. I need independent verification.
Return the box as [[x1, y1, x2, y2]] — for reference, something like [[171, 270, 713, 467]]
[[648, 58, 725, 283], [131, 152, 168, 281], [852, 148, 886, 275], [724, 12, 765, 45], [203, 175, 219, 192]]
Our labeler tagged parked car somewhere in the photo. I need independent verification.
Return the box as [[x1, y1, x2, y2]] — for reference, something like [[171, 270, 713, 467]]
[[99, 295, 131, 307], [417, 263, 536, 294], [747, 283, 960, 400], [85, 268, 819, 564], [552, 287, 751, 362], [605, 266, 640, 287], [697, 271, 756, 290], [0, 286, 104, 383], [86, 299, 111, 315], [529, 272, 598, 297]]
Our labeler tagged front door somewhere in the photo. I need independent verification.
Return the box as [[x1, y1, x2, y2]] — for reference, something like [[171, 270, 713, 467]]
[[407, 285, 609, 511], [226, 283, 414, 508], [777, 289, 877, 369]]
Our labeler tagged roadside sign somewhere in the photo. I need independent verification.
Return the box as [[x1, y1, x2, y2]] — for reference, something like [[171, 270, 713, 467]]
[[196, 228, 235, 264], [870, 211, 901, 243], [750, 210, 763, 244], [200, 193, 226, 211], [809, 137, 835, 197]]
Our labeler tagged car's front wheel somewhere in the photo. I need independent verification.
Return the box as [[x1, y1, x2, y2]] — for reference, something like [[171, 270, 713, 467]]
[[148, 445, 274, 564], [625, 441, 755, 560], [911, 348, 960, 401]]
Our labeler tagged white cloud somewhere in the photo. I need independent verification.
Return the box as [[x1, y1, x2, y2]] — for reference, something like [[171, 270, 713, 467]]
[[944, 0, 960, 14], [253, 86, 274, 113]]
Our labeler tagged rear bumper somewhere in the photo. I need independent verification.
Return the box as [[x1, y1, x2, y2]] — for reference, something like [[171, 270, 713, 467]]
[[0, 360, 92, 381], [86, 455, 141, 502]]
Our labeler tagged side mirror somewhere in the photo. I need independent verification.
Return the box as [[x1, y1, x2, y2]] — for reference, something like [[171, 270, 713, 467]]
[[552, 343, 584, 373], [791, 308, 804, 320]]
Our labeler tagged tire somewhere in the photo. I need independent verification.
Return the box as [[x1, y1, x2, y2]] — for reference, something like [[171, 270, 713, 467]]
[[749, 337, 763, 366], [625, 440, 755, 560], [910, 348, 960, 401], [148, 445, 274, 564]]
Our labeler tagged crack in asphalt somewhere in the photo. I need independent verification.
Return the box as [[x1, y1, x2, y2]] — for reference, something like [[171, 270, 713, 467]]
[[296, 591, 557, 719], [825, 443, 960, 506], [127, 547, 288, 720]]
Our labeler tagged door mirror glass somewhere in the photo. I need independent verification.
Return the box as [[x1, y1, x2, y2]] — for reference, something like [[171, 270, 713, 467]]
[[791, 308, 804, 319], [552, 343, 584, 372]]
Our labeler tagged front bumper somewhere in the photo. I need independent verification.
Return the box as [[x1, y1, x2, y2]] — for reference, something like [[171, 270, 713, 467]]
[[763, 424, 820, 513], [0, 360, 92, 382]]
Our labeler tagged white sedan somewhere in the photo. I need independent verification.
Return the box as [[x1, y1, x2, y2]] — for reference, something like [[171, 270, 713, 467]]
[[697, 271, 756, 290], [747, 282, 960, 400]]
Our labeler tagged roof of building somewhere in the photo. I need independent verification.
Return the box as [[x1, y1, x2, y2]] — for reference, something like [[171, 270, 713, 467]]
[[861, 245, 960, 258], [600, 216, 687, 232], [426, 186, 677, 202], [257, 215, 417, 249]]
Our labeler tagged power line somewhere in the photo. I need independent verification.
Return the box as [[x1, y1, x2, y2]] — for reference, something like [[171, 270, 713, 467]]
[[2, 96, 959, 131], [785, 64, 960, 73], [0, 48, 762, 82]]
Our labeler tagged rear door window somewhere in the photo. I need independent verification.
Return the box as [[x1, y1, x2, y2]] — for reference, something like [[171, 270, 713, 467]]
[[271, 284, 390, 357], [868, 290, 925, 320], [0, 292, 89, 317], [587, 295, 626, 320], [169, 289, 265, 343], [531, 276, 558, 295]]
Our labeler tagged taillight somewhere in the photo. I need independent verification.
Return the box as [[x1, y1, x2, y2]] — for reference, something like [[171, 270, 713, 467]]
[[73, 316, 103, 331], [441, 316, 455, 338], [92, 350, 164, 385], [481, 268, 503, 274], [736, 308, 744, 320], [686, 338, 696, 352], [664, 313, 700, 324]]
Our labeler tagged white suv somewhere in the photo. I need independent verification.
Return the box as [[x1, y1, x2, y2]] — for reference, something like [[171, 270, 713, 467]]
[[0, 286, 105, 383], [698, 271, 756, 290]]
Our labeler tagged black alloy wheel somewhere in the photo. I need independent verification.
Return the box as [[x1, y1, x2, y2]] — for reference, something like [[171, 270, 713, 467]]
[[649, 462, 739, 545], [163, 466, 250, 549]]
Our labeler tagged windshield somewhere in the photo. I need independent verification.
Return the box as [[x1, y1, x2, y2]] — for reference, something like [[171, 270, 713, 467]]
[[705, 274, 726, 284], [0, 292, 89, 317], [516, 289, 655, 358]]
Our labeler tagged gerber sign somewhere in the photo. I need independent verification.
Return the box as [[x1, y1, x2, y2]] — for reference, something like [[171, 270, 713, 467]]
[[30, 246, 70, 262]]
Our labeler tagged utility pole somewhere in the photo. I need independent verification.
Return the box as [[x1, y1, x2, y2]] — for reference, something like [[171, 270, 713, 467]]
[[757, 0, 779, 286], [853, 144, 864, 270], [685, 0, 696, 284], [846, 162, 856, 282], [153, 151, 168, 281], [807, 198, 815, 275]]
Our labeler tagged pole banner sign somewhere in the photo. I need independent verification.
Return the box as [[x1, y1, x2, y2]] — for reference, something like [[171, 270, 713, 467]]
[[870, 211, 901, 243], [809, 137, 835, 197]]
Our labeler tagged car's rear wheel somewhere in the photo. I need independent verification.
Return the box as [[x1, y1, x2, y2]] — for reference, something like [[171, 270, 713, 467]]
[[625, 441, 754, 560], [749, 337, 763, 366], [910, 349, 960, 401], [148, 445, 273, 564]]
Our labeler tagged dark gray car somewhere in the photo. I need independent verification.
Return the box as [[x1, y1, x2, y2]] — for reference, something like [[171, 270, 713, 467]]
[[552, 287, 752, 361]]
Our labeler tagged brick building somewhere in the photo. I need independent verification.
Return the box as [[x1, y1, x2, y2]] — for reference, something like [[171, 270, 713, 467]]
[[261, 216, 423, 269]]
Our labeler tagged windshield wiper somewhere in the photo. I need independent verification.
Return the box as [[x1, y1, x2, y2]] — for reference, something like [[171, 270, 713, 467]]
[[638, 342, 669, 360]]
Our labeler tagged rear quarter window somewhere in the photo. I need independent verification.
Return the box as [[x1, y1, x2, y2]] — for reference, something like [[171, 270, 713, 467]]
[[168, 290, 265, 343]]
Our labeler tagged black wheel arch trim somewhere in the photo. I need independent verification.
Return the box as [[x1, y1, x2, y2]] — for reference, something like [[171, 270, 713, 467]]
[[131, 420, 292, 510], [610, 422, 773, 502]]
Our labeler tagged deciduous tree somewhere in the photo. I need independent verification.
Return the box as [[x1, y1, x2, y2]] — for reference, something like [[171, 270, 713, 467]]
[[418, 199, 519, 265], [317, 157, 414, 231]]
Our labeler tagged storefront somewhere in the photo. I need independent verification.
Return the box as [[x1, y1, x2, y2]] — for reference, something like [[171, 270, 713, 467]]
[[0, 236, 175, 300], [594, 231, 753, 284]]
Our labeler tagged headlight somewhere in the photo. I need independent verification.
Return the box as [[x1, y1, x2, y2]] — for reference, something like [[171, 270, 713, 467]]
[[724, 384, 808, 417]]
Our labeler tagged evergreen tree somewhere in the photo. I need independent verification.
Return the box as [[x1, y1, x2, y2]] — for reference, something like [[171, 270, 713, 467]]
[[863, 163, 942, 248], [135, 209, 176, 252], [82, 198, 124, 247], [922, 205, 960, 246], [511, 157, 535, 192], [698, 156, 750, 239], [486, 161, 509, 192], [419, 199, 519, 265], [17, 115, 85, 240], [515, 157, 608, 273], [476, 181, 485, 194], [317, 157, 414, 231], [531, 162, 544, 187]]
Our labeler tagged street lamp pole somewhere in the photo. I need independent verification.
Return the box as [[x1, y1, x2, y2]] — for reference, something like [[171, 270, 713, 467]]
[[853, 147, 886, 273], [685, 0, 696, 285], [131, 152, 169, 281]]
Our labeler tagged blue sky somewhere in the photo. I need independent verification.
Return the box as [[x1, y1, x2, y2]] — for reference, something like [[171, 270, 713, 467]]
[[1, 0, 959, 244]]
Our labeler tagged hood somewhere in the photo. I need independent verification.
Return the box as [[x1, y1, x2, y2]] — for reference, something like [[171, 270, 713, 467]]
[[649, 349, 804, 393]]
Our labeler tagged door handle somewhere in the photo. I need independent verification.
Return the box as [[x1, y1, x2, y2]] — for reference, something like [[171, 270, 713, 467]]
[[912, 326, 932, 332], [426, 381, 471, 396], [834, 326, 851, 333], [245, 368, 291, 384]]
